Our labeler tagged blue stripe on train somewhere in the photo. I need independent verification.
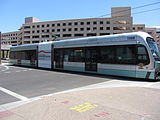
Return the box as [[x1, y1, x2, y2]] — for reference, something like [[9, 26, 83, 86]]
[[63, 65, 155, 79]]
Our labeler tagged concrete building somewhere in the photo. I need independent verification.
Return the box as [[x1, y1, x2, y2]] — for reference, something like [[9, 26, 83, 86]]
[[1, 31, 20, 45], [132, 24, 160, 47], [2, 7, 133, 45], [155, 26, 160, 46], [132, 24, 145, 32]]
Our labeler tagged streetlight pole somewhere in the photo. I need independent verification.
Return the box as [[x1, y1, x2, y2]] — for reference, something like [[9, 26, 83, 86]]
[[0, 32, 1, 64]]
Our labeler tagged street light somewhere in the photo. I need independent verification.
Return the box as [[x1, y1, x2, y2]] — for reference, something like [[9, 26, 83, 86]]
[[42, 32, 58, 42], [52, 34, 58, 41], [0, 32, 1, 64]]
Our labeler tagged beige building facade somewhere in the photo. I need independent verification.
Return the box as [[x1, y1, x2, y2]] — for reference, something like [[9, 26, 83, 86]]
[[2, 7, 133, 45], [1, 31, 20, 45], [2, 7, 159, 47]]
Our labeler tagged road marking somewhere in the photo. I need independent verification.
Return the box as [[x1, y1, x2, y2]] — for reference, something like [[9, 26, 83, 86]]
[[1, 65, 9, 72], [70, 102, 98, 112], [0, 87, 29, 101], [15, 70, 21, 72]]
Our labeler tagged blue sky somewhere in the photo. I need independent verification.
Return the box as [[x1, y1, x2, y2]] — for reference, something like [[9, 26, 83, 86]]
[[0, 0, 160, 33]]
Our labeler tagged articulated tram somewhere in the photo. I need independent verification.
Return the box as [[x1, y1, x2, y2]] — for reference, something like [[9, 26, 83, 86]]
[[10, 32, 160, 80]]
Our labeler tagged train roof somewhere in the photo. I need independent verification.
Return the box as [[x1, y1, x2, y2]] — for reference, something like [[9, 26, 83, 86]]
[[54, 32, 152, 48], [10, 32, 152, 49]]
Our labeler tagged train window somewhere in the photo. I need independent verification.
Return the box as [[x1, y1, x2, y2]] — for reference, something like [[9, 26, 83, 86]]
[[137, 46, 150, 65], [116, 46, 136, 65], [100, 46, 115, 64], [10, 50, 37, 60], [100, 45, 136, 65], [63, 48, 84, 62]]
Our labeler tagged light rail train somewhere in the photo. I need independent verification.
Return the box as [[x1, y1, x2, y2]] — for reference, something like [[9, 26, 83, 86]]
[[10, 32, 160, 80]]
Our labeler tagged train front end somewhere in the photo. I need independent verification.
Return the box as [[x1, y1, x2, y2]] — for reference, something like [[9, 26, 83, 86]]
[[146, 37, 160, 80]]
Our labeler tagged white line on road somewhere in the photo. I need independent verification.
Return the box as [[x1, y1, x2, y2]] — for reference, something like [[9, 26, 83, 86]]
[[1, 65, 9, 72], [0, 87, 29, 101]]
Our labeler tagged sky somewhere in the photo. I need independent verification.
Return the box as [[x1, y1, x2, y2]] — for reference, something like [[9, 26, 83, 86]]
[[0, 0, 160, 33]]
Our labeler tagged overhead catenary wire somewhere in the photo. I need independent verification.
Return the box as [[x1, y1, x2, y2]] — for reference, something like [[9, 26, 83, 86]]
[[98, 1, 160, 17], [113, 7, 160, 17], [132, 7, 160, 15]]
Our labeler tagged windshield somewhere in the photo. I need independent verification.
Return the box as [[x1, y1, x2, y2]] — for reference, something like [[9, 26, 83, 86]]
[[146, 37, 160, 61]]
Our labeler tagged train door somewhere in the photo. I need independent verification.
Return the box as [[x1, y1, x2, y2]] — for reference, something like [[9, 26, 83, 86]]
[[38, 43, 52, 69], [55, 49, 64, 69], [136, 45, 151, 79], [85, 48, 97, 72]]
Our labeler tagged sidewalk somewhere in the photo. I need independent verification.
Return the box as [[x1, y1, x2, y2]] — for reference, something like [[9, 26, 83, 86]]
[[0, 87, 160, 120]]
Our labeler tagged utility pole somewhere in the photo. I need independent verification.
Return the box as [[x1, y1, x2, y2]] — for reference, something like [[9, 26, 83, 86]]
[[0, 32, 1, 64]]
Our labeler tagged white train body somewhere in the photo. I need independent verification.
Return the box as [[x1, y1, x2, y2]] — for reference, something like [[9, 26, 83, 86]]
[[10, 32, 160, 80]]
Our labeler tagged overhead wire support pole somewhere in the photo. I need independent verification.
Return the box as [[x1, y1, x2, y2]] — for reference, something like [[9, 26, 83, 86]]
[[0, 32, 1, 64]]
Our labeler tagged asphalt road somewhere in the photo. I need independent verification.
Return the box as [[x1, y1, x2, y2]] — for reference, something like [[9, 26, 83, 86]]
[[1, 64, 160, 120], [0, 64, 159, 105], [0, 64, 111, 105]]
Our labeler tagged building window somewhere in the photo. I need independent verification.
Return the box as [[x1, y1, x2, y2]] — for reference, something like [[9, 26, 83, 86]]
[[57, 29, 60, 32], [32, 25, 35, 28], [32, 31, 35, 33], [68, 23, 72, 26], [106, 21, 110, 24], [46, 29, 50, 33], [74, 28, 78, 31], [24, 41, 30, 44], [11, 41, 17, 44], [80, 28, 84, 31], [47, 24, 50, 27], [63, 29, 66, 32], [52, 24, 55, 27], [87, 22, 90, 25], [42, 30, 45, 33], [100, 33, 110, 36], [57, 23, 60, 26], [24, 31, 30, 34], [106, 27, 110, 30], [93, 21, 97, 25], [74, 34, 84, 37], [37, 25, 40, 28], [32, 35, 39, 38], [42, 35, 49, 38], [63, 23, 66, 26], [100, 27, 103, 30], [68, 28, 72, 31], [37, 30, 40, 33], [32, 41, 39, 43], [81, 22, 84, 25], [93, 27, 97, 31], [100, 21, 103, 24], [42, 25, 45, 28], [138, 27, 143, 30], [52, 29, 55, 32], [24, 36, 30, 39], [74, 22, 78, 25], [133, 27, 135, 30], [63, 34, 72, 37], [24, 26, 30, 29], [87, 33, 96, 36], [87, 28, 90, 31]]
